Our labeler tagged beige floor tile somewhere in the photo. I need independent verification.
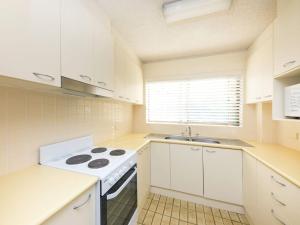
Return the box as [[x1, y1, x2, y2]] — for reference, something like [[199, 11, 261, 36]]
[[153, 193, 161, 201], [229, 212, 240, 222], [180, 200, 188, 209], [174, 199, 181, 207], [161, 216, 171, 225], [138, 209, 147, 223], [203, 206, 213, 215], [164, 204, 173, 217], [237, 214, 249, 224], [139, 193, 248, 225], [212, 208, 221, 218], [180, 208, 188, 222], [223, 219, 233, 225], [152, 213, 163, 225], [188, 210, 197, 224], [143, 211, 155, 225], [204, 214, 214, 223], [172, 205, 180, 219], [179, 221, 188, 225], [143, 198, 152, 210], [149, 200, 159, 212], [213, 216, 223, 223], [220, 210, 231, 220], [232, 222, 242, 225], [167, 197, 174, 204], [188, 202, 196, 211], [196, 204, 204, 213], [170, 218, 179, 225], [196, 212, 205, 225], [156, 201, 166, 214]]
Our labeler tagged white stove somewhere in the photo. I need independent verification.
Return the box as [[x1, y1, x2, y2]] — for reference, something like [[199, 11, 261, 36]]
[[39, 136, 138, 225]]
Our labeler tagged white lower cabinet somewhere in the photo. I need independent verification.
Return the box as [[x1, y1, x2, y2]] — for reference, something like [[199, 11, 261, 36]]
[[42, 186, 96, 225], [203, 147, 242, 205], [150, 142, 171, 189], [243, 152, 300, 225], [170, 144, 203, 196], [137, 144, 151, 212]]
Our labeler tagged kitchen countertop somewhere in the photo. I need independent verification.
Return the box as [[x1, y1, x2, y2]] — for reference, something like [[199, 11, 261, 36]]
[[100, 133, 300, 188], [0, 165, 98, 225]]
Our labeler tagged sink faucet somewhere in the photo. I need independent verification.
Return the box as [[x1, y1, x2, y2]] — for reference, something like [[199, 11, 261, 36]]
[[187, 126, 192, 141]]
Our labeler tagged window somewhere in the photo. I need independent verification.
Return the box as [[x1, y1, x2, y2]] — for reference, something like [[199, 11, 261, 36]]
[[146, 77, 242, 126]]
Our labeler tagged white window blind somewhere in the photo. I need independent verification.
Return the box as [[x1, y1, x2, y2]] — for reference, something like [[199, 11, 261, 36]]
[[146, 77, 242, 126]]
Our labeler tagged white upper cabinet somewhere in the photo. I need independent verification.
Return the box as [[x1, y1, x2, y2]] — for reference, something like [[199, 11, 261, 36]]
[[246, 23, 273, 104], [92, 5, 114, 91], [61, 0, 94, 84], [170, 144, 203, 196], [0, 0, 61, 86], [274, 0, 300, 77], [203, 147, 242, 205], [114, 37, 144, 104]]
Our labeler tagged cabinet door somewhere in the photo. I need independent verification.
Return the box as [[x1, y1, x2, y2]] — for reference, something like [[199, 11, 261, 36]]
[[92, 5, 114, 91], [170, 144, 203, 196], [246, 48, 263, 103], [150, 142, 170, 189], [203, 147, 242, 205], [243, 153, 258, 224], [0, 0, 60, 86], [274, 0, 300, 76], [61, 0, 94, 84], [43, 186, 95, 225], [133, 65, 144, 105], [114, 40, 127, 101]]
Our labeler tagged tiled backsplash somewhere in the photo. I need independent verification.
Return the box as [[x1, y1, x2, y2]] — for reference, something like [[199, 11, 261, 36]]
[[0, 86, 133, 176]]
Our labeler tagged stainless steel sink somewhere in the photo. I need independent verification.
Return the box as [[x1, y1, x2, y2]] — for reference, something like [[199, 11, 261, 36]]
[[164, 135, 220, 144]]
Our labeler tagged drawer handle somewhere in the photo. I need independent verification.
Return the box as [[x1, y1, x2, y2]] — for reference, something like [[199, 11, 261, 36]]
[[79, 74, 92, 82], [98, 81, 107, 86], [206, 150, 216, 153], [283, 60, 296, 68], [271, 209, 286, 225], [33, 72, 55, 82], [119, 96, 124, 99], [271, 176, 286, 187], [191, 147, 200, 151], [256, 97, 262, 100], [73, 194, 91, 210], [271, 192, 286, 206]]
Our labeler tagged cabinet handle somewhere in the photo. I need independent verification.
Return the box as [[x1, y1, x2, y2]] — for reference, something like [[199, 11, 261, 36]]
[[264, 95, 272, 98], [271, 209, 286, 225], [119, 96, 124, 99], [33, 73, 55, 82], [79, 74, 92, 82], [270, 192, 286, 206], [271, 176, 286, 187], [283, 60, 296, 68], [98, 81, 107, 86], [206, 149, 216, 153], [256, 97, 262, 100], [191, 147, 200, 151], [73, 194, 91, 210], [126, 97, 130, 100]]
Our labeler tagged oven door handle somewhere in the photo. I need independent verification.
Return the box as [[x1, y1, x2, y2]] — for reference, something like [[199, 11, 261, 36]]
[[107, 167, 137, 200]]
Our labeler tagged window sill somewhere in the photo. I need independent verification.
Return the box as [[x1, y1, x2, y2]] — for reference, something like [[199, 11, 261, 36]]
[[146, 121, 242, 128]]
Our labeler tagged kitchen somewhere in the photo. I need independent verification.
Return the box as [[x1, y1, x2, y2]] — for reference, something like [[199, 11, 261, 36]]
[[0, 0, 300, 225]]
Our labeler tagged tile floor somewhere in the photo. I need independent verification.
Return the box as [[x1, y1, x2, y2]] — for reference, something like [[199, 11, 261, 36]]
[[138, 193, 249, 225]]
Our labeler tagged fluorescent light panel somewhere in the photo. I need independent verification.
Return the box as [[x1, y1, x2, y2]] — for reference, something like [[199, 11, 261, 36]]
[[163, 0, 232, 23]]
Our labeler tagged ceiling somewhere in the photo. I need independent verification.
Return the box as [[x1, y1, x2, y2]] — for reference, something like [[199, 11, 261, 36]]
[[97, 0, 276, 62]]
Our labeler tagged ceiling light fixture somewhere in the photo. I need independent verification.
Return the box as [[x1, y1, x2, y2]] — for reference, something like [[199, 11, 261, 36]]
[[162, 0, 232, 23]]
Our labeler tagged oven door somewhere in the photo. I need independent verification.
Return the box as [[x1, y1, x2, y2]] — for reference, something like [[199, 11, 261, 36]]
[[101, 166, 137, 225]]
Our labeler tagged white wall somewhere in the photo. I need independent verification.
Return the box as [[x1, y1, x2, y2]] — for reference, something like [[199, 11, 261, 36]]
[[133, 51, 258, 140]]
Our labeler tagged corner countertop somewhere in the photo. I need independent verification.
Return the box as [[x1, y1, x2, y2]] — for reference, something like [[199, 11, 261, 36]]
[[0, 165, 98, 225], [100, 133, 300, 188]]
